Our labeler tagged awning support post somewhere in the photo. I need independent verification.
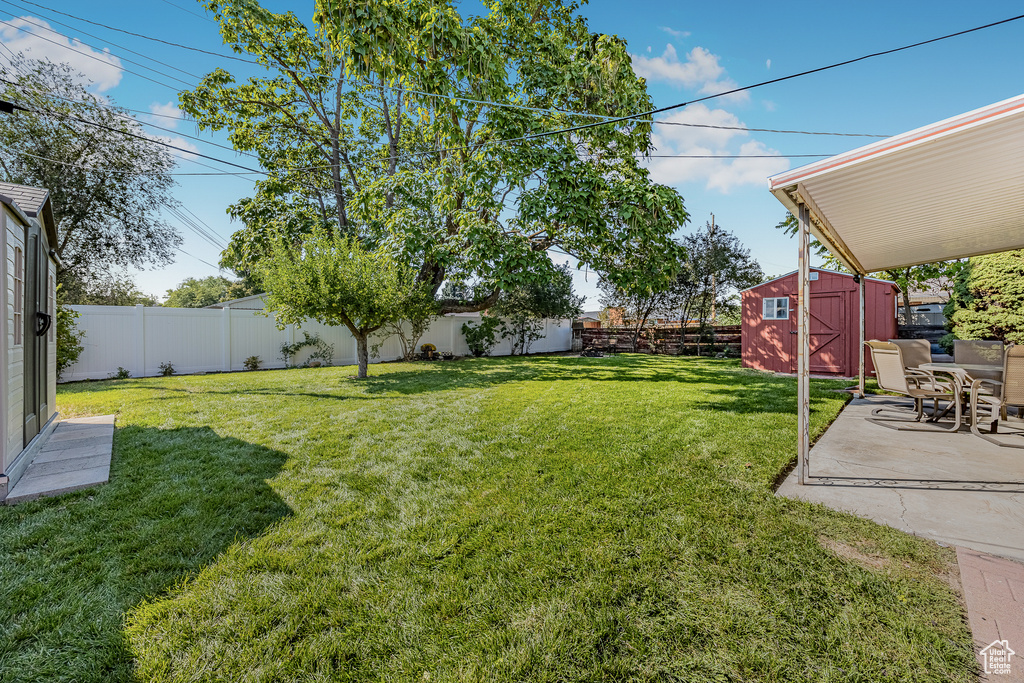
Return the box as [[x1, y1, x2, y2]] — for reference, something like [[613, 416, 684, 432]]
[[797, 204, 811, 485], [858, 275, 866, 398]]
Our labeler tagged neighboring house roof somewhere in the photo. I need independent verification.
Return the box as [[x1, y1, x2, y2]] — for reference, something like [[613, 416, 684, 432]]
[[0, 181, 57, 249], [206, 294, 493, 317], [205, 293, 267, 310]]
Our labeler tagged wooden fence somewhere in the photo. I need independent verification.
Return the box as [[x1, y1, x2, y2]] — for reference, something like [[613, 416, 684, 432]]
[[579, 325, 741, 356]]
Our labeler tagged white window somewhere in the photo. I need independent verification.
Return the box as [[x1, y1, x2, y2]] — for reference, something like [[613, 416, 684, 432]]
[[762, 296, 789, 320], [13, 246, 23, 346]]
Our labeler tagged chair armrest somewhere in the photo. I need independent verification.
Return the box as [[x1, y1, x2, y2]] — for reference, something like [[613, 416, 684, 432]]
[[970, 377, 1002, 396], [906, 368, 955, 392]]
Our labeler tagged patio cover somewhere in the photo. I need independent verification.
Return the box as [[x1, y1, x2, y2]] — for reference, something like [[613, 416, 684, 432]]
[[767, 93, 1024, 484]]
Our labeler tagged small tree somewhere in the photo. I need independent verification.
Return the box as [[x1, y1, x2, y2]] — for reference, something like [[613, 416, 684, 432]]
[[257, 231, 422, 379], [494, 264, 584, 355], [377, 293, 438, 361], [943, 251, 1024, 346], [76, 272, 159, 307], [597, 240, 686, 351], [461, 315, 501, 357], [55, 285, 84, 380]]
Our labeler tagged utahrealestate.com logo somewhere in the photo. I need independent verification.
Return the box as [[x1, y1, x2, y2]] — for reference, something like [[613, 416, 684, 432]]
[[980, 640, 1015, 676]]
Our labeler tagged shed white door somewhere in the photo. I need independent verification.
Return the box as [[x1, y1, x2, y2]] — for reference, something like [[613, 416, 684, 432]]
[[22, 224, 48, 445]]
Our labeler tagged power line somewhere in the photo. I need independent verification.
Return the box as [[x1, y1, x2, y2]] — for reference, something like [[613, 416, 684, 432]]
[[159, 0, 218, 24], [2, 1, 894, 139], [503, 12, 1024, 145], [175, 246, 222, 270], [0, 17, 194, 91], [0, 140, 836, 179], [4, 0, 254, 64], [1, 98, 268, 174], [0, 0, 202, 80]]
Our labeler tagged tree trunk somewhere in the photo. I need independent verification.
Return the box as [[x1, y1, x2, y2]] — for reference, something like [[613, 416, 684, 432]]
[[902, 288, 913, 325], [354, 331, 369, 379]]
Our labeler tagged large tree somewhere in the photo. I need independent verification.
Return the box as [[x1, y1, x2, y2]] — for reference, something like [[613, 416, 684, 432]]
[[183, 0, 687, 317], [0, 58, 181, 301], [943, 250, 1024, 346]]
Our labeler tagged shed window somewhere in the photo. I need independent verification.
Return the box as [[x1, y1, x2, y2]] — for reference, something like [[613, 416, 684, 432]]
[[762, 297, 789, 320], [13, 246, 23, 346]]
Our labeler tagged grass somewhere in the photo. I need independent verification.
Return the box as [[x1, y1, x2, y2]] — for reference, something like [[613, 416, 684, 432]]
[[0, 355, 975, 682]]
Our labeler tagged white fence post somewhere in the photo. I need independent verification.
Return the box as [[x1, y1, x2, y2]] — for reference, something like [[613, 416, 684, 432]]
[[222, 305, 231, 372], [62, 307, 574, 381], [134, 304, 145, 378]]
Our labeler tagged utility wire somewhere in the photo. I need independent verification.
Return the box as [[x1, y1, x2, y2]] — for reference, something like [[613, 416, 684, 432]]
[[2, 0, 894, 138], [0, 98, 268, 174], [0, 141, 836, 179], [9, 0, 257, 64], [498, 12, 1024, 145], [159, 0, 218, 24], [0, 17, 195, 91], [175, 246, 222, 270], [0, 0, 202, 80]]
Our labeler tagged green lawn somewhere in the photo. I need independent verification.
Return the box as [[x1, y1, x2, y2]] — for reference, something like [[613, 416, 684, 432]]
[[0, 355, 974, 682]]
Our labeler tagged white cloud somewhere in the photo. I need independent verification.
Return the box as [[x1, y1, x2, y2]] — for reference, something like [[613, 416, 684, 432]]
[[631, 44, 748, 104], [766, 58, 772, 70], [644, 104, 790, 193], [148, 133, 200, 162], [145, 101, 183, 129], [660, 26, 691, 39], [0, 16, 123, 91]]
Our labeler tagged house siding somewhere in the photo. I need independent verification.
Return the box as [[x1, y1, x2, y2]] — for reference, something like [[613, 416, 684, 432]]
[[3, 205, 25, 473]]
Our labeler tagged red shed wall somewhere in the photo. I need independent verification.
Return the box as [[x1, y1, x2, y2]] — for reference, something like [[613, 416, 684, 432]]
[[741, 269, 897, 376]]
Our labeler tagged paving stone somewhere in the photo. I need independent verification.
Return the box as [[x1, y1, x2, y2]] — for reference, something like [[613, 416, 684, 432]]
[[23, 454, 110, 477], [6, 415, 115, 505], [958, 547, 1024, 681]]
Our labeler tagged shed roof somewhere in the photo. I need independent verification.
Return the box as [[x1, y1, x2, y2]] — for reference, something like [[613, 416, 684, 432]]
[[739, 268, 896, 293], [0, 181, 57, 248], [768, 93, 1024, 273]]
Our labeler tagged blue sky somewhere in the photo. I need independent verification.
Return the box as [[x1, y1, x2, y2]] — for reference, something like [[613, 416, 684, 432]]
[[0, 0, 1022, 306]]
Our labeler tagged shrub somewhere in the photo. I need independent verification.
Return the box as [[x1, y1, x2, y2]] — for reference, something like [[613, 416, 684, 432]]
[[461, 315, 500, 357], [158, 361, 176, 377], [108, 367, 131, 380], [280, 332, 334, 367], [243, 355, 262, 371], [56, 285, 84, 380]]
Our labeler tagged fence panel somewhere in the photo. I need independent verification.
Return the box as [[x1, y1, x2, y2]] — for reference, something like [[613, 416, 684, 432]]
[[62, 305, 573, 381]]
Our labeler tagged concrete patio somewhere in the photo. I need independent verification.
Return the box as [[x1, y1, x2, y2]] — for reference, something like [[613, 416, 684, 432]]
[[779, 395, 1024, 560], [778, 395, 1024, 680]]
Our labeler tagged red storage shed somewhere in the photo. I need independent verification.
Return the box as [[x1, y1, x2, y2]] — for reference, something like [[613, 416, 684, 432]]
[[741, 268, 898, 376]]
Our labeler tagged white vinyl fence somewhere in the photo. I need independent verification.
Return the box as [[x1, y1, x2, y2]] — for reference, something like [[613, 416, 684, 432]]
[[62, 304, 573, 382]]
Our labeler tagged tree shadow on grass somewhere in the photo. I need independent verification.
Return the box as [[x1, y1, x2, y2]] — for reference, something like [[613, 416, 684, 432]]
[[358, 355, 847, 415], [0, 425, 291, 683]]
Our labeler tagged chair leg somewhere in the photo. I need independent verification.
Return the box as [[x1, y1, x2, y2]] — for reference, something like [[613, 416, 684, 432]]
[[868, 397, 963, 432]]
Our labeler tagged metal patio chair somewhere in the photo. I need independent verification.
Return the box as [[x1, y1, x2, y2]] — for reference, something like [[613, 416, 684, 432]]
[[888, 338, 932, 369], [969, 344, 1024, 448], [866, 340, 961, 431]]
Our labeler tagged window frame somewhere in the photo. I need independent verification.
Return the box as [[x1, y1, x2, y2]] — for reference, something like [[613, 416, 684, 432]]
[[13, 245, 23, 346], [762, 296, 790, 321]]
